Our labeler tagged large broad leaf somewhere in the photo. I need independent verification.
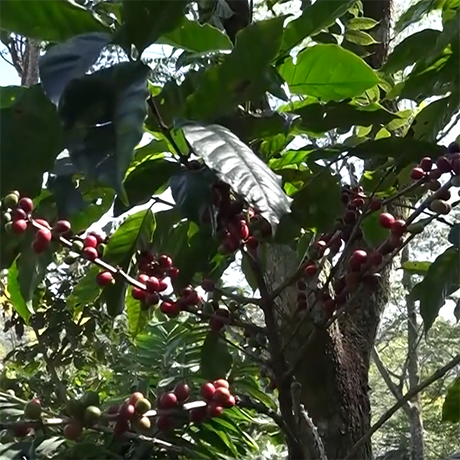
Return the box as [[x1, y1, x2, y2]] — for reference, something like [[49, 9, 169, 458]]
[[183, 16, 286, 121], [290, 167, 342, 233], [279, 44, 380, 100], [114, 158, 181, 216], [401, 260, 432, 276], [0, 84, 64, 198], [39, 32, 112, 105], [0, 0, 108, 41], [67, 265, 101, 316], [0, 86, 26, 108], [289, 100, 398, 133], [411, 247, 460, 332], [119, 0, 189, 53], [200, 332, 233, 381], [442, 376, 460, 422], [7, 262, 32, 323], [58, 61, 149, 203], [182, 123, 292, 231], [15, 234, 54, 319], [280, 0, 355, 54], [395, 0, 443, 33], [361, 213, 390, 247], [125, 287, 151, 338], [382, 29, 442, 74], [101, 277, 128, 318], [158, 18, 232, 53], [103, 208, 156, 270]]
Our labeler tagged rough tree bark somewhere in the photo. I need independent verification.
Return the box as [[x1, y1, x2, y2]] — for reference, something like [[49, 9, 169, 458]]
[[261, 2, 395, 459]]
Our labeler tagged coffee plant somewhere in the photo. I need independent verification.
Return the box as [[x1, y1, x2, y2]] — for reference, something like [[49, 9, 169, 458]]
[[0, 1, 459, 459]]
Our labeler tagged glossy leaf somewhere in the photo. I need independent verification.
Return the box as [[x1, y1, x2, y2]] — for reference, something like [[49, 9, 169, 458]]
[[58, 61, 149, 202], [126, 288, 151, 337], [102, 278, 128, 318], [280, 0, 355, 54], [411, 247, 460, 332], [0, 86, 26, 108], [67, 265, 101, 315], [401, 261, 432, 276], [159, 18, 232, 52], [448, 223, 460, 249], [361, 213, 390, 247], [182, 123, 293, 231], [1, 85, 64, 198], [39, 32, 112, 105], [395, 0, 443, 33], [442, 376, 460, 422], [279, 44, 380, 100], [200, 332, 233, 380], [119, 0, 189, 53], [103, 208, 156, 270], [0, 0, 108, 41], [7, 261, 32, 323]]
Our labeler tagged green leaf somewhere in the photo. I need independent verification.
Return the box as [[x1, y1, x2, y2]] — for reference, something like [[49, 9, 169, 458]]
[[344, 29, 377, 46], [102, 278, 128, 318], [290, 167, 342, 233], [0, 0, 108, 41], [280, 0, 355, 54], [290, 100, 398, 133], [412, 94, 460, 142], [347, 17, 380, 30], [119, 0, 189, 53], [58, 61, 149, 201], [182, 123, 292, 231], [448, 223, 460, 248], [241, 252, 258, 292], [7, 261, 32, 323], [159, 18, 232, 53], [200, 332, 233, 380], [0, 86, 26, 108], [382, 29, 441, 74], [395, 0, 444, 33], [67, 265, 101, 316], [126, 287, 151, 338], [184, 16, 286, 120], [279, 44, 380, 100], [16, 235, 54, 318], [1, 85, 64, 198], [411, 247, 460, 332], [402, 260, 432, 276], [114, 159, 181, 216], [361, 212, 389, 247], [39, 32, 112, 105], [104, 208, 156, 270], [442, 376, 460, 422]]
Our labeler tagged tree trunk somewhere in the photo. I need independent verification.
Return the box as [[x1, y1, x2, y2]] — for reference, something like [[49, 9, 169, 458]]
[[262, 2, 395, 459], [402, 246, 425, 460]]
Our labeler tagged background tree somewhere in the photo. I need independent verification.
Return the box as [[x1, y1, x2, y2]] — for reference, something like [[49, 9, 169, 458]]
[[0, 1, 459, 460]]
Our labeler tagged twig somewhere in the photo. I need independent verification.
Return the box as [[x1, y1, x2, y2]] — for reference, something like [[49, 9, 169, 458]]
[[344, 353, 460, 460]]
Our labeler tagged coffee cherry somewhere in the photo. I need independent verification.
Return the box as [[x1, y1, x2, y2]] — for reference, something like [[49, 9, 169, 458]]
[[158, 254, 172, 269], [135, 398, 151, 415], [246, 236, 259, 249], [156, 415, 173, 431], [158, 392, 177, 409], [186, 290, 201, 306], [82, 246, 98, 261], [84, 405, 101, 426], [201, 278, 215, 292], [119, 403, 135, 420], [436, 188, 451, 201], [213, 379, 230, 390], [429, 199, 451, 215], [3, 193, 19, 208], [201, 382, 216, 401], [158, 279, 168, 292], [96, 271, 114, 287], [168, 267, 179, 279], [452, 158, 460, 175], [391, 219, 406, 236], [428, 180, 441, 191], [410, 167, 425, 180], [146, 276, 159, 293], [114, 419, 129, 436], [419, 157, 433, 172], [174, 382, 190, 402], [129, 392, 144, 405], [84, 235, 98, 248], [213, 387, 231, 405], [12, 219, 27, 235], [13, 423, 31, 438], [63, 423, 82, 440], [12, 208, 27, 221], [160, 301, 180, 318], [132, 287, 147, 300], [207, 402, 223, 418], [71, 240, 84, 252], [18, 197, 33, 214], [436, 156, 452, 173], [36, 228, 52, 243], [369, 252, 383, 266], [222, 395, 236, 408], [209, 315, 225, 331], [369, 198, 382, 211], [145, 292, 160, 306], [304, 263, 317, 276], [379, 213, 395, 229], [24, 400, 42, 419], [134, 416, 151, 432], [32, 239, 48, 254], [351, 249, 367, 265], [54, 220, 71, 234], [190, 407, 208, 424]]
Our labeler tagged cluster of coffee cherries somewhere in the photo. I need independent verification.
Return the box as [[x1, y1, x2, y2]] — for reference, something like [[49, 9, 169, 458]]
[[1, 191, 71, 253], [8, 379, 236, 441], [205, 181, 272, 255]]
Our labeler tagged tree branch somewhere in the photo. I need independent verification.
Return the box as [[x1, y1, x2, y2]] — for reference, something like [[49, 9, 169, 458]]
[[344, 353, 460, 460]]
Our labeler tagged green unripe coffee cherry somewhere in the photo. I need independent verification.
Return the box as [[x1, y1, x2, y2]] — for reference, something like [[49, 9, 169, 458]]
[[97, 243, 106, 256], [135, 398, 151, 415], [64, 252, 79, 265], [71, 240, 85, 253], [4, 222, 14, 234], [24, 400, 42, 420], [84, 405, 101, 426], [66, 398, 86, 420], [407, 222, 425, 235], [3, 193, 19, 208], [81, 391, 100, 408], [3, 212, 12, 223]]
